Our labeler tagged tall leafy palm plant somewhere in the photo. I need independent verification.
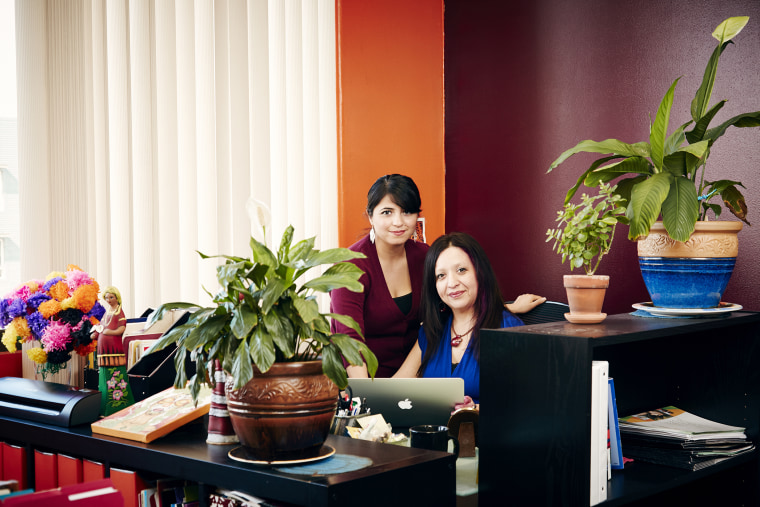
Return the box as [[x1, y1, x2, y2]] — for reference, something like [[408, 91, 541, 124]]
[[548, 16, 760, 242]]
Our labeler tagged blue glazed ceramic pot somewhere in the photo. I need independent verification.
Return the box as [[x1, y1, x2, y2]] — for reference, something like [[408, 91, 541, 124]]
[[638, 257, 736, 308], [637, 221, 742, 309]]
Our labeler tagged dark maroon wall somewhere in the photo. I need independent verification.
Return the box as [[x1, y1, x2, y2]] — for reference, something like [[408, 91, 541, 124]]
[[445, 0, 760, 314]]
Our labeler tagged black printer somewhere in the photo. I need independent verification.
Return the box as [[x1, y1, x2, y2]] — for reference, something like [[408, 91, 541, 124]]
[[0, 377, 101, 427]]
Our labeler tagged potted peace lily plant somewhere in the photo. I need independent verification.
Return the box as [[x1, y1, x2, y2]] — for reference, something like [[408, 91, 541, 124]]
[[547, 16, 760, 309], [547, 182, 626, 323], [146, 219, 377, 463]]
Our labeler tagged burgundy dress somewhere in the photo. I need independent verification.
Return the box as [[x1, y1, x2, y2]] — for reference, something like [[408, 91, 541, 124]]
[[96, 308, 127, 365], [330, 235, 428, 377]]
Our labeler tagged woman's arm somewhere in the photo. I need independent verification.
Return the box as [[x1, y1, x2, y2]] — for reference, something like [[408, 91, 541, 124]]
[[392, 342, 422, 378], [505, 293, 546, 314]]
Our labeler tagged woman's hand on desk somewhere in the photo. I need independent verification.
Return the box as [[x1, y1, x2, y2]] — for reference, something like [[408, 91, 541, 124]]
[[454, 395, 479, 412], [505, 294, 546, 314]]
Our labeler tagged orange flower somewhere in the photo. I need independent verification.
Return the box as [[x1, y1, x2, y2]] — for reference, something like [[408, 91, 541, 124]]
[[75, 341, 97, 356], [72, 284, 99, 312], [39, 299, 62, 319], [48, 280, 70, 301]]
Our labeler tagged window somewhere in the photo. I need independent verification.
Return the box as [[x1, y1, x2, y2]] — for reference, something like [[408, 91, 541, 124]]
[[0, 0, 18, 295]]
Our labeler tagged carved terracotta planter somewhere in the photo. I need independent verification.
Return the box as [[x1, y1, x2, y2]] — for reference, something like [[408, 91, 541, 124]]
[[225, 360, 338, 463], [563, 275, 609, 324], [637, 221, 742, 308]]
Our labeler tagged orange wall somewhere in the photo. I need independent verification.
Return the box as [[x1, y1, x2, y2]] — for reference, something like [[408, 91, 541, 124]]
[[336, 0, 445, 247]]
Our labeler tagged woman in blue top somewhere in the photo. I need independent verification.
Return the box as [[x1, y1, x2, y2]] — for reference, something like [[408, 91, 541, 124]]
[[394, 232, 523, 405]]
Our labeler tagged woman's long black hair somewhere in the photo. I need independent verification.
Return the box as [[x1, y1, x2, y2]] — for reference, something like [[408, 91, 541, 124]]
[[417, 232, 506, 376]]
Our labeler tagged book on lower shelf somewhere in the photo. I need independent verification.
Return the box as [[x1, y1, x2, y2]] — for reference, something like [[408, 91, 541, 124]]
[[90, 386, 211, 443], [607, 378, 623, 470], [618, 406, 755, 471]]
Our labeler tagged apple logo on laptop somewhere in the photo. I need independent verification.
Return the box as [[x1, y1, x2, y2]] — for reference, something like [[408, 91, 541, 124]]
[[398, 398, 413, 410]]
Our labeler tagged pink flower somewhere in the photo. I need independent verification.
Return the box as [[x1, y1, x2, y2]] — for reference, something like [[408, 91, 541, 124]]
[[107, 378, 117, 389], [112, 390, 123, 401], [66, 269, 92, 291], [118, 380, 128, 389], [41, 321, 72, 352]]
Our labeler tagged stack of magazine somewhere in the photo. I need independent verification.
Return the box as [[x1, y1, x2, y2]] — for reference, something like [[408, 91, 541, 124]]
[[618, 406, 755, 471]]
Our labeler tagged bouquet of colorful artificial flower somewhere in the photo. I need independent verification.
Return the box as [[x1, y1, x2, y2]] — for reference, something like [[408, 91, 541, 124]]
[[0, 264, 106, 377]]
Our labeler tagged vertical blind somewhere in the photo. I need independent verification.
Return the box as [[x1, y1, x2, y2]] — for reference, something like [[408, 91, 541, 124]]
[[15, 0, 339, 316]]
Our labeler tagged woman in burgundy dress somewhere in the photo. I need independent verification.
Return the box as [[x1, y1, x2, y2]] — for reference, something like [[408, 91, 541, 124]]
[[91, 286, 135, 416]]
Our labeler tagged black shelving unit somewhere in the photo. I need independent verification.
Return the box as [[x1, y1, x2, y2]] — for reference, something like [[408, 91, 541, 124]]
[[479, 311, 760, 506], [0, 414, 456, 506]]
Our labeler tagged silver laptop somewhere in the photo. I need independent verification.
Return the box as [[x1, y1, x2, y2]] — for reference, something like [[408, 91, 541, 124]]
[[346, 377, 465, 430]]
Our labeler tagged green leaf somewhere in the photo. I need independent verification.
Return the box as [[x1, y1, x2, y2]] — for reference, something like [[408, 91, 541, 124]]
[[584, 156, 653, 188], [146, 302, 203, 328], [330, 334, 364, 365], [321, 345, 348, 389], [611, 175, 646, 207], [718, 184, 749, 224], [661, 177, 700, 242], [702, 112, 760, 143], [249, 236, 278, 268], [301, 248, 367, 268], [304, 263, 365, 293], [293, 297, 321, 324], [686, 100, 725, 144], [183, 314, 230, 350], [562, 156, 621, 204], [287, 236, 316, 265], [548, 139, 650, 173], [230, 338, 254, 389], [626, 173, 672, 240], [663, 120, 692, 155], [260, 278, 287, 314], [360, 342, 378, 377], [328, 313, 365, 339], [277, 225, 295, 262], [650, 77, 680, 170], [712, 16, 749, 44], [230, 305, 258, 340], [250, 327, 276, 373]]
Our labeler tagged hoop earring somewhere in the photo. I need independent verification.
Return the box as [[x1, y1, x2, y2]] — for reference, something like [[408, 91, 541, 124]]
[[369, 228, 376, 244]]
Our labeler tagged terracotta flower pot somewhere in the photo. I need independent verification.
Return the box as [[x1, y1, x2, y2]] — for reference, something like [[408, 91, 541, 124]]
[[563, 275, 609, 324], [225, 360, 338, 463], [637, 221, 742, 308]]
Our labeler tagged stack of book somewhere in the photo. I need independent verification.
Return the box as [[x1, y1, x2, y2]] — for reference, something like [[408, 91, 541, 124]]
[[618, 406, 754, 471]]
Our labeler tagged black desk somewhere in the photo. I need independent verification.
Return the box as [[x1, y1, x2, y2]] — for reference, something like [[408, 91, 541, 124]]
[[0, 414, 456, 506]]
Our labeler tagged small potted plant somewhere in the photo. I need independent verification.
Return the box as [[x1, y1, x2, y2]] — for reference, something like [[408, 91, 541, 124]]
[[546, 182, 626, 323], [146, 217, 377, 462], [547, 16, 759, 308]]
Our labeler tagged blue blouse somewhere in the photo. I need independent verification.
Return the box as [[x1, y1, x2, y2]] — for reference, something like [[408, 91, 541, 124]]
[[418, 311, 523, 404]]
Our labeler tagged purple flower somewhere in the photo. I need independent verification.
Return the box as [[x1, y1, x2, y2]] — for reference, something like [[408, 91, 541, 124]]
[[42, 277, 63, 292], [27, 311, 49, 339], [7, 299, 26, 319], [27, 292, 51, 309], [88, 301, 106, 321], [0, 299, 10, 327]]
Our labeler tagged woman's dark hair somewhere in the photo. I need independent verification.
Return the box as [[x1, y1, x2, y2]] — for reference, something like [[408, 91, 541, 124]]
[[366, 174, 422, 216], [417, 232, 506, 376]]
